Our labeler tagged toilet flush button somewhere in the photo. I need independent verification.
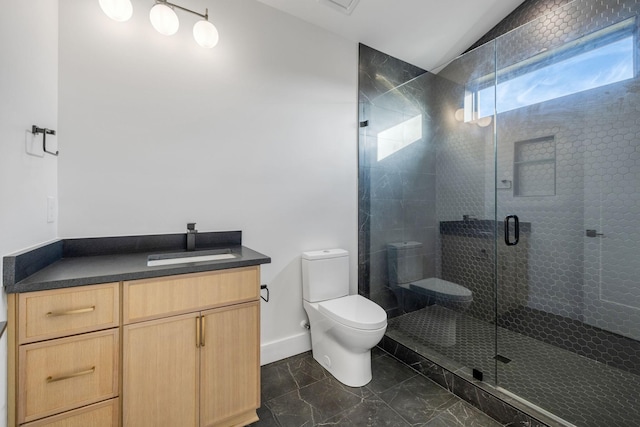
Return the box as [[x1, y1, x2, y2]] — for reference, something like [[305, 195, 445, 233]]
[[324, 355, 332, 368]]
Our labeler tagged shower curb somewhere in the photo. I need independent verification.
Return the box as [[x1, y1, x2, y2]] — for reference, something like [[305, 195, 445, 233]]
[[378, 336, 572, 427]]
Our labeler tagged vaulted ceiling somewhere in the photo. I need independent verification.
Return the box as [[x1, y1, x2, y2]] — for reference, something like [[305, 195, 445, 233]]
[[256, 0, 524, 71]]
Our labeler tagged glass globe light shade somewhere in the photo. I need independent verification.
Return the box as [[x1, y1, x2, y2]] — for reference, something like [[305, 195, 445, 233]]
[[193, 20, 219, 48], [149, 3, 179, 36], [99, 0, 133, 22], [454, 108, 465, 122]]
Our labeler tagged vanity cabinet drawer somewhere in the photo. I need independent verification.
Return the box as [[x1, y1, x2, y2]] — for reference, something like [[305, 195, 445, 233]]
[[18, 283, 119, 344], [122, 266, 259, 324], [22, 398, 119, 427], [19, 329, 119, 423]]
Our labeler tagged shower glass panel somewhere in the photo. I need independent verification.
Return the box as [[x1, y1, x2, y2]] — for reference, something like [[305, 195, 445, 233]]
[[494, 6, 640, 426], [358, 70, 436, 313], [368, 41, 499, 383]]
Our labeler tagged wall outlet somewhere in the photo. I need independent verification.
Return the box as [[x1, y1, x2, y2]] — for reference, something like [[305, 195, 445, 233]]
[[47, 196, 56, 223]]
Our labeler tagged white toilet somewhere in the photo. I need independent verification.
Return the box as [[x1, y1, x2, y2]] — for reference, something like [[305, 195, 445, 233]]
[[302, 249, 387, 387]]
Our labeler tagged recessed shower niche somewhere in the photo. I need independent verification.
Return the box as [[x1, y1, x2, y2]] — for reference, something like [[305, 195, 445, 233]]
[[513, 136, 556, 197]]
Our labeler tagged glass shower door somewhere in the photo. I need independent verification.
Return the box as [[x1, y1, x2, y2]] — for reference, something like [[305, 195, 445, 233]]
[[429, 41, 499, 383], [494, 9, 640, 426]]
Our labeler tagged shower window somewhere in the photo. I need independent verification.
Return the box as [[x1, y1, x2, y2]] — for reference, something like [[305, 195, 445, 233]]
[[464, 17, 637, 120]]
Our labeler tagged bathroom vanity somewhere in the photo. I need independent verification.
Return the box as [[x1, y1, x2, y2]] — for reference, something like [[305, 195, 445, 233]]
[[3, 231, 270, 427]]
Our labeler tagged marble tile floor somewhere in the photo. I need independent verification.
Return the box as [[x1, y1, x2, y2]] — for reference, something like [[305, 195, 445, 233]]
[[250, 349, 504, 426]]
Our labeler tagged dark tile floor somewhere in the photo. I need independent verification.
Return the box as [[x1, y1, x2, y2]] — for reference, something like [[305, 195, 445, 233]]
[[250, 348, 503, 426], [387, 306, 640, 426]]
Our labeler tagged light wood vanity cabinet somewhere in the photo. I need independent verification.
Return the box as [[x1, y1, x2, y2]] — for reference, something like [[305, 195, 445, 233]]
[[122, 267, 261, 427], [8, 283, 120, 426], [9, 266, 261, 427]]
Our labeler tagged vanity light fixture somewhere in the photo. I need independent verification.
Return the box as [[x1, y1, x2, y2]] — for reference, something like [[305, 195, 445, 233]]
[[99, 0, 219, 48], [150, 0, 219, 48]]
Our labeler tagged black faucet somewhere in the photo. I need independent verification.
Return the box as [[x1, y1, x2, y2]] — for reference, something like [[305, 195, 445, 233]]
[[187, 223, 197, 251]]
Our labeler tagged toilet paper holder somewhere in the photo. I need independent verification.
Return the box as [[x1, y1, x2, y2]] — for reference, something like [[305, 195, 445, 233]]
[[32, 125, 58, 156]]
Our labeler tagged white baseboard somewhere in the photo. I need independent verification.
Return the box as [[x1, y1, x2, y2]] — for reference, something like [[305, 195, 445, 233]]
[[260, 331, 311, 366]]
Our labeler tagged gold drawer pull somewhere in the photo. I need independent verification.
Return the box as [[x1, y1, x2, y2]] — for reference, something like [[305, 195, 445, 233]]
[[46, 366, 95, 383], [46, 306, 96, 317]]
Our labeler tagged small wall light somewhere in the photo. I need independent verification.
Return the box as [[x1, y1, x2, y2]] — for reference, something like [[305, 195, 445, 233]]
[[476, 116, 492, 127], [100, 0, 219, 48], [454, 106, 493, 128]]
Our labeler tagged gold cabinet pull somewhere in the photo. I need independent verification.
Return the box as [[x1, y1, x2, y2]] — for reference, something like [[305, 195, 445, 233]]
[[46, 366, 95, 383], [46, 306, 95, 317], [200, 316, 205, 347], [196, 316, 201, 348]]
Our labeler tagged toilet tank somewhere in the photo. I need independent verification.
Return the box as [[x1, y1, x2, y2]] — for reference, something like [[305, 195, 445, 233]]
[[387, 241, 423, 286], [301, 249, 349, 302]]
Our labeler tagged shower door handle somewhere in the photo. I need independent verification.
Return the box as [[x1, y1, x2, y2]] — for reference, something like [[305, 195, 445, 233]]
[[504, 215, 519, 246]]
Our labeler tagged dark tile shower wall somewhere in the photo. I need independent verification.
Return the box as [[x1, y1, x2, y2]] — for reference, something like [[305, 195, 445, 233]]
[[358, 45, 426, 103], [467, 0, 575, 52], [358, 44, 427, 301], [358, 45, 439, 317]]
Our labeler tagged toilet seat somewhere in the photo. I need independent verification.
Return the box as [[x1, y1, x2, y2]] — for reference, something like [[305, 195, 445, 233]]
[[318, 295, 387, 330], [409, 278, 472, 303]]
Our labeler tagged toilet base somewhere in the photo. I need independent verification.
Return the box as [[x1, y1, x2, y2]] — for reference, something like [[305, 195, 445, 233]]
[[311, 339, 373, 387], [303, 301, 386, 387]]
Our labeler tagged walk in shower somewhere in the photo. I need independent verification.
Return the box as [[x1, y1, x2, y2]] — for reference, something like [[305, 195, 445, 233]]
[[359, 1, 640, 425]]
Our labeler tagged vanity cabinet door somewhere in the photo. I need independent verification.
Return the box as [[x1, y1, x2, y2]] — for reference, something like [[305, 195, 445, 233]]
[[200, 301, 260, 427], [122, 313, 200, 427]]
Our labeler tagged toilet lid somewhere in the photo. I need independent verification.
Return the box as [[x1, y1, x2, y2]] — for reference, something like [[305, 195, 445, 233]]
[[318, 295, 387, 330], [409, 278, 472, 302]]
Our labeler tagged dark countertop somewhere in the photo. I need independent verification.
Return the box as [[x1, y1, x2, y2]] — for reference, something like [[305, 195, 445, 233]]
[[440, 219, 531, 238], [3, 231, 271, 294]]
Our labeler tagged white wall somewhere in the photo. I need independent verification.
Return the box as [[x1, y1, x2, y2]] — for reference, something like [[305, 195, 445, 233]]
[[58, 0, 358, 364], [0, 1, 59, 423]]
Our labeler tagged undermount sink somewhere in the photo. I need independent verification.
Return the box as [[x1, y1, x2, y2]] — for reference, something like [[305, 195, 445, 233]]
[[147, 249, 237, 267]]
